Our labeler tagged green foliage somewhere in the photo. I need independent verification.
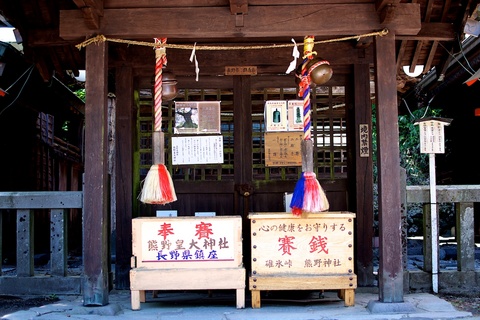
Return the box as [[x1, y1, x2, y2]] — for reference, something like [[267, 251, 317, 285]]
[[74, 88, 85, 102], [372, 105, 444, 185], [398, 107, 443, 185]]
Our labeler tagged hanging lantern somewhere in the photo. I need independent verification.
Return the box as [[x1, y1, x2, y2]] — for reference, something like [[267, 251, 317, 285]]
[[475, 108, 480, 116]]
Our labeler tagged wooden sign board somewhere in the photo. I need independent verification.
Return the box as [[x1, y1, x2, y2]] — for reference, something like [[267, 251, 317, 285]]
[[132, 216, 243, 269], [359, 124, 370, 157], [249, 212, 355, 276], [225, 66, 257, 75], [414, 117, 452, 154], [264, 132, 302, 167], [248, 212, 357, 308]]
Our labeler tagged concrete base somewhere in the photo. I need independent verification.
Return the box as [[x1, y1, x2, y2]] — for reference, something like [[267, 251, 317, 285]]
[[367, 300, 417, 314]]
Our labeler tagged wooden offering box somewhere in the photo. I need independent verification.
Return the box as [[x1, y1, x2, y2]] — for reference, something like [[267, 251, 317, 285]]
[[130, 216, 245, 310], [248, 212, 357, 308]]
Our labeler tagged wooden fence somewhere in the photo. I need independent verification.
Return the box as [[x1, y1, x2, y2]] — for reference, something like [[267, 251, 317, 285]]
[[404, 184, 480, 293], [0, 191, 82, 295], [0, 185, 478, 295]]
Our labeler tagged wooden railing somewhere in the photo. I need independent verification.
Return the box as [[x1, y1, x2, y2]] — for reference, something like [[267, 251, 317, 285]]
[[0, 191, 83, 295], [404, 183, 480, 293]]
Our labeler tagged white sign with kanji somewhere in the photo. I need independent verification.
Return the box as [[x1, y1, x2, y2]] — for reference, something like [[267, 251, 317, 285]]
[[172, 135, 223, 165], [415, 118, 451, 154], [132, 216, 243, 269]]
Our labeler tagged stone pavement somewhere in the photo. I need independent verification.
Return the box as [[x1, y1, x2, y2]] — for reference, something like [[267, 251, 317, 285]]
[[1, 288, 479, 320]]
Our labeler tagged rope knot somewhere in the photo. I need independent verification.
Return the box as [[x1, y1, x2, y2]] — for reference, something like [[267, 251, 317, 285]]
[[297, 74, 311, 97]]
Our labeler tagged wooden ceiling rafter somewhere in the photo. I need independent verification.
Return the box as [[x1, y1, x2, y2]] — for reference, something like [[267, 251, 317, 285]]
[[48, 46, 63, 78], [396, 0, 416, 75], [423, 0, 451, 76], [406, 0, 434, 75], [396, 40, 408, 71], [433, 0, 476, 82], [423, 40, 438, 75], [408, 39, 423, 74], [35, 57, 52, 84]]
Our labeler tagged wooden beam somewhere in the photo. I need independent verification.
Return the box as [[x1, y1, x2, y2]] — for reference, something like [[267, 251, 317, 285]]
[[30, 22, 453, 47], [395, 22, 455, 41], [107, 41, 370, 85], [230, 0, 248, 14], [134, 74, 348, 90], [103, 0, 374, 7], [379, 3, 421, 34], [356, 36, 374, 49], [59, 3, 421, 40], [104, 0, 226, 8], [379, 3, 397, 25], [72, 0, 104, 29], [375, 0, 402, 12]]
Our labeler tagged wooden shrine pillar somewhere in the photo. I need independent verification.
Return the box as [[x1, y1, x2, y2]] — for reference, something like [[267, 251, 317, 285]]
[[233, 75, 253, 217], [353, 63, 375, 287], [114, 66, 134, 290], [233, 75, 253, 207], [374, 31, 404, 303], [232, 75, 252, 274], [83, 40, 110, 306]]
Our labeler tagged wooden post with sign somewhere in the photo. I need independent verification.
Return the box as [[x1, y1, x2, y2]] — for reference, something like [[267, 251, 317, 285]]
[[414, 117, 452, 294], [130, 216, 245, 310], [248, 212, 357, 308]]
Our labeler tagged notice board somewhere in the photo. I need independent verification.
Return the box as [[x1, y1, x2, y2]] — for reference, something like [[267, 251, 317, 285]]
[[132, 216, 243, 269], [264, 132, 302, 167], [249, 212, 356, 276]]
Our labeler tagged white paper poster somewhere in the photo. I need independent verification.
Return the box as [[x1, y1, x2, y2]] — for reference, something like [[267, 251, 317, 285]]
[[172, 135, 224, 165]]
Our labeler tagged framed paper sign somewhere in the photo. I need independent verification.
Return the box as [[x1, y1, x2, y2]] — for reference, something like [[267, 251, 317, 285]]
[[174, 101, 221, 134], [287, 100, 304, 131], [265, 100, 288, 132]]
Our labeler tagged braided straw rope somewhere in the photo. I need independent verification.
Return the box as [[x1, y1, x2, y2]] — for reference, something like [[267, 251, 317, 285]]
[[76, 29, 389, 51]]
